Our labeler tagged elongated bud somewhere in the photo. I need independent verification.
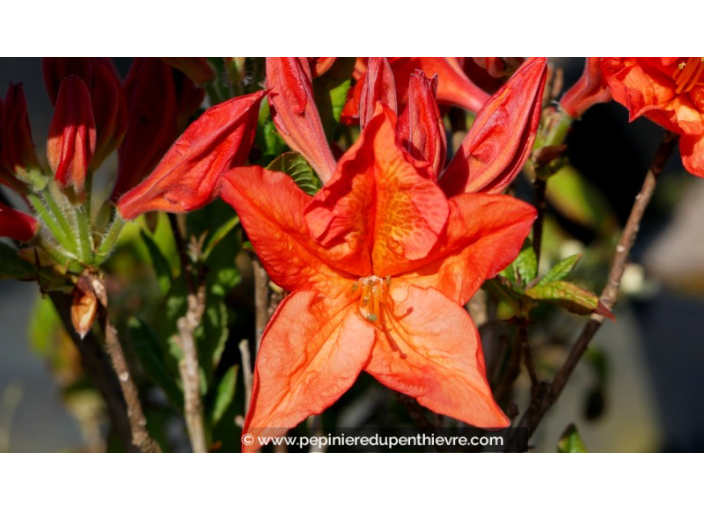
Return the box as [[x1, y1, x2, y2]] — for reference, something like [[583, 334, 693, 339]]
[[113, 58, 178, 199], [0, 203, 38, 242], [441, 57, 548, 196], [560, 57, 612, 118], [161, 57, 215, 86], [266, 57, 337, 182], [117, 90, 265, 220], [47, 76, 96, 198], [71, 275, 98, 339], [359, 57, 397, 129], [397, 71, 446, 179], [43, 58, 128, 169], [1, 84, 40, 177]]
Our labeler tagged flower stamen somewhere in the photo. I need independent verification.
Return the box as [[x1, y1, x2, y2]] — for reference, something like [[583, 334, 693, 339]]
[[673, 57, 704, 94]]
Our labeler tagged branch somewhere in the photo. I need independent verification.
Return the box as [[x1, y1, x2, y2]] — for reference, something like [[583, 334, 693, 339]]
[[92, 276, 161, 453], [168, 213, 208, 453], [508, 130, 679, 451], [50, 292, 138, 452], [252, 257, 270, 353], [238, 339, 253, 415]]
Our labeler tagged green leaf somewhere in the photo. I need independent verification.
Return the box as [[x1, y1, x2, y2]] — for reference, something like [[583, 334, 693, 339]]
[[482, 277, 523, 316], [526, 280, 599, 315], [514, 238, 537, 285], [255, 101, 287, 162], [267, 152, 322, 196], [557, 424, 587, 453], [128, 317, 183, 409], [313, 57, 355, 140], [538, 254, 582, 285], [210, 365, 238, 426], [202, 216, 240, 261], [196, 298, 230, 389], [0, 243, 36, 280], [140, 229, 173, 296]]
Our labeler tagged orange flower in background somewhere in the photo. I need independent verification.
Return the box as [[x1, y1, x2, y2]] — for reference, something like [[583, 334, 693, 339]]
[[601, 57, 704, 177], [223, 57, 547, 452]]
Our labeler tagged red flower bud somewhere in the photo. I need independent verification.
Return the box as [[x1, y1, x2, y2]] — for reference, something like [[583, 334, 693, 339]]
[[1, 84, 40, 178], [71, 275, 98, 340], [113, 58, 178, 199], [560, 57, 612, 118], [266, 58, 337, 182], [440, 57, 548, 196], [397, 71, 446, 179], [161, 57, 215, 86], [0, 203, 37, 242], [358, 57, 398, 129], [47, 76, 96, 198], [43, 58, 128, 169], [117, 90, 265, 220]]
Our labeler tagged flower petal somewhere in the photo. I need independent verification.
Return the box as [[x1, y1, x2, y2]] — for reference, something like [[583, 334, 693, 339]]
[[680, 133, 704, 177], [0, 204, 37, 242], [117, 90, 264, 220], [243, 289, 375, 452], [266, 58, 337, 182], [305, 105, 449, 277], [1, 84, 40, 181], [441, 57, 547, 196], [366, 285, 508, 428], [221, 165, 355, 295], [401, 193, 536, 305], [397, 70, 446, 179]]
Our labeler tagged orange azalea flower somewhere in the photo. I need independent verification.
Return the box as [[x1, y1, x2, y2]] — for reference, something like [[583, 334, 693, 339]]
[[223, 57, 546, 452], [601, 57, 704, 177]]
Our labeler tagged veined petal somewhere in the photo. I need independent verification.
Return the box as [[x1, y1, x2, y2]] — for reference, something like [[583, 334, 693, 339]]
[[117, 90, 264, 220], [305, 105, 449, 277], [397, 71, 447, 179], [243, 289, 375, 452], [441, 57, 547, 196], [560, 57, 612, 118], [365, 285, 508, 428], [221, 165, 355, 295], [359, 57, 397, 129], [401, 193, 535, 306], [0, 204, 37, 242], [266, 58, 337, 182], [47, 76, 96, 197]]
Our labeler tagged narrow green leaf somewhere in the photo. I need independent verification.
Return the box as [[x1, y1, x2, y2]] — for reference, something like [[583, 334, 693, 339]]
[[0, 243, 36, 281], [210, 365, 239, 426], [514, 238, 537, 285], [267, 152, 322, 196], [526, 280, 599, 315], [539, 254, 582, 285], [202, 216, 240, 261], [140, 230, 173, 296], [129, 317, 183, 409], [557, 424, 587, 453]]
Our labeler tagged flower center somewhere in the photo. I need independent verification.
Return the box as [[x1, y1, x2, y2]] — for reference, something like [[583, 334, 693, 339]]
[[673, 57, 704, 94], [350, 275, 391, 323]]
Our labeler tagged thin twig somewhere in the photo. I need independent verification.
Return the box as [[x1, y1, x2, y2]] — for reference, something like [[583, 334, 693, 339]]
[[238, 339, 253, 415], [532, 178, 547, 264], [92, 276, 160, 453], [176, 284, 208, 453], [508, 130, 679, 451], [519, 322, 539, 389], [50, 292, 137, 452], [252, 257, 270, 353], [168, 213, 208, 453]]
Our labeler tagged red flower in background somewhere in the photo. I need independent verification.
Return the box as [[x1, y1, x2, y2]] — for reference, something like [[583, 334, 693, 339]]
[[224, 57, 547, 452], [0, 202, 37, 242], [601, 57, 704, 177]]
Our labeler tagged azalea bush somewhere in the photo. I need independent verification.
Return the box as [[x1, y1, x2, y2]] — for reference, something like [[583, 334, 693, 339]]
[[0, 57, 699, 452]]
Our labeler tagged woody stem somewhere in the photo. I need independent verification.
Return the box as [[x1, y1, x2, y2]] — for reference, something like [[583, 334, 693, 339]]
[[508, 130, 679, 451]]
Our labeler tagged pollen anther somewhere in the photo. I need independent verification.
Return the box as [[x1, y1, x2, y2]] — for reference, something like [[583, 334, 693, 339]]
[[673, 57, 704, 95]]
